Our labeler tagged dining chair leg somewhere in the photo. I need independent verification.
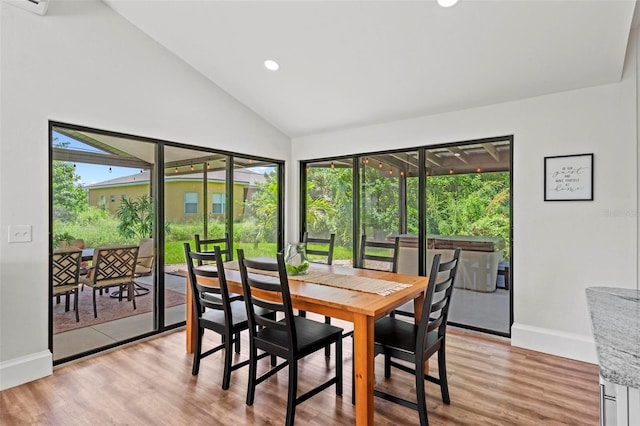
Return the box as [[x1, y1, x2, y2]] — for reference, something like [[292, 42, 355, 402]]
[[324, 316, 332, 357], [415, 353, 429, 426], [234, 332, 241, 354], [192, 328, 203, 375], [285, 359, 298, 426], [384, 352, 392, 378], [222, 331, 233, 390], [335, 340, 343, 396], [438, 344, 450, 404], [246, 345, 258, 406]]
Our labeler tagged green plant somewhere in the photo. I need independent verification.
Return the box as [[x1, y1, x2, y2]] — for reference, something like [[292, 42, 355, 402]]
[[116, 195, 154, 240], [53, 231, 76, 248]]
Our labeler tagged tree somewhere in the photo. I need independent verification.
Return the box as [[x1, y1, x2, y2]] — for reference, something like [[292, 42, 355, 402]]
[[52, 160, 87, 221], [246, 170, 279, 243]]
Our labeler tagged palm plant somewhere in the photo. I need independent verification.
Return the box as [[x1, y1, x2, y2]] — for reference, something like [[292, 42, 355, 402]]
[[116, 195, 153, 240]]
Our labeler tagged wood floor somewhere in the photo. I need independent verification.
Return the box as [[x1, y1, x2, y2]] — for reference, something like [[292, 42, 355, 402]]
[[1, 319, 599, 425]]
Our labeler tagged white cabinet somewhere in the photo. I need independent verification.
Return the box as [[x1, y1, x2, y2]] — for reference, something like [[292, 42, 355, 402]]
[[600, 376, 640, 426]]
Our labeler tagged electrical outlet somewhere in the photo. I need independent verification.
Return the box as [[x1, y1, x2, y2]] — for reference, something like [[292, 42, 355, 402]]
[[8, 225, 32, 243]]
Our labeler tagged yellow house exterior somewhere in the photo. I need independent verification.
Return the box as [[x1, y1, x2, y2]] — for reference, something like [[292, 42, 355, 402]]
[[86, 171, 259, 223]]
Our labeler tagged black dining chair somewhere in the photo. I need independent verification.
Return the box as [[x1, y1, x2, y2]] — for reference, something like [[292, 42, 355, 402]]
[[183, 243, 274, 389], [303, 232, 335, 265], [358, 234, 400, 272], [300, 232, 337, 355], [237, 249, 344, 426], [373, 248, 461, 426], [343, 234, 401, 340], [195, 233, 232, 263], [392, 248, 462, 318]]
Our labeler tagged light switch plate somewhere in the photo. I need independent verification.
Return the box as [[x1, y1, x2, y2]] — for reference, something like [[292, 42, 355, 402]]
[[8, 225, 32, 243]]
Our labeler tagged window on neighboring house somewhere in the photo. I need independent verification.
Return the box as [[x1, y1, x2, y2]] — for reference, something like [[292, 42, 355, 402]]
[[121, 195, 127, 201], [184, 192, 198, 214], [100, 195, 106, 209], [110, 195, 115, 202], [212, 193, 225, 214]]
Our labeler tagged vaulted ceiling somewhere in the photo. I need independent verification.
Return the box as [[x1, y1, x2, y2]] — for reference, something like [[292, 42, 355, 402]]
[[104, 0, 636, 138]]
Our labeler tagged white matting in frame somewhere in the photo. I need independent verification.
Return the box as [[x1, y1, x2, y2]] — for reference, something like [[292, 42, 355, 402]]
[[544, 153, 593, 201]]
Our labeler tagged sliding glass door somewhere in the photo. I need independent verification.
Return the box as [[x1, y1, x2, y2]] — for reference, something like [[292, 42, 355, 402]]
[[50, 122, 284, 363], [300, 138, 512, 336]]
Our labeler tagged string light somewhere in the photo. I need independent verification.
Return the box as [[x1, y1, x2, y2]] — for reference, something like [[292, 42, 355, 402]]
[[388, 169, 393, 175], [73, 163, 76, 169], [174, 167, 178, 174], [364, 158, 369, 164], [330, 162, 335, 169], [449, 169, 454, 174], [476, 167, 482, 173], [206, 162, 210, 169], [400, 171, 405, 177], [190, 164, 194, 171], [108, 167, 112, 173], [378, 162, 383, 168]]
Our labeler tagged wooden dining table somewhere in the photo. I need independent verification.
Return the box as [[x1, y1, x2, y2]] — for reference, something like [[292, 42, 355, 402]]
[[183, 261, 429, 426]]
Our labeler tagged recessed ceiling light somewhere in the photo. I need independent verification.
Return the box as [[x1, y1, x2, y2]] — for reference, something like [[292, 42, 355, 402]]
[[437, 0, 459, 7], [264, 59, 279, 71]]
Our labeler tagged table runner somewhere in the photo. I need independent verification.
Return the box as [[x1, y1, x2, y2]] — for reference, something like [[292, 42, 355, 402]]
[[223, 260, 410, 296]]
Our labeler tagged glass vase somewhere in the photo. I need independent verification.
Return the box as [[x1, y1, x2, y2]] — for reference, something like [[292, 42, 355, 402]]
[[284, 243, 309, 275]]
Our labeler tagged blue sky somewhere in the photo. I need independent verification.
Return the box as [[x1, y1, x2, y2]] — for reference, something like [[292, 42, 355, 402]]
[[53, 131, 141, 186]]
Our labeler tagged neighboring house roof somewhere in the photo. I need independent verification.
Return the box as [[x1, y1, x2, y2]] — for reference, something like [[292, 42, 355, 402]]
[[84, 169, 267, 189]]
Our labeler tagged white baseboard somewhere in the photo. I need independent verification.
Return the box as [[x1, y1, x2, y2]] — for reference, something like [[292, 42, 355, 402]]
[[511, 323, 598, 364], [0, 350, 52, 391]]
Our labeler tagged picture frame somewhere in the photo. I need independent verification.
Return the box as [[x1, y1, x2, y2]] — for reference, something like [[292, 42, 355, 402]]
[[544, 153, 593, 201]]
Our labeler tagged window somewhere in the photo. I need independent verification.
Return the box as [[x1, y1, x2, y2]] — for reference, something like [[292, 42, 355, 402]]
[[212, 193, 225, 214], [184, 192, 198, 214], [110, 195, 115, 202], [100, 195, 106, 209]]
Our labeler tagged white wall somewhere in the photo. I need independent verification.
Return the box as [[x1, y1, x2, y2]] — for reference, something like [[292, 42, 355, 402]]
[[292, 32, 639, 364], [0, 0, 290, 390]]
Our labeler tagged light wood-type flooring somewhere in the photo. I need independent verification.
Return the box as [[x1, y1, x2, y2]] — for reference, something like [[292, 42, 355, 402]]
[[1, 318, 599, 425]]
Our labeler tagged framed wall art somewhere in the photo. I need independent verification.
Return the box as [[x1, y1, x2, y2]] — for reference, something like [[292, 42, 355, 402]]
[[544, 153, 593, 201]]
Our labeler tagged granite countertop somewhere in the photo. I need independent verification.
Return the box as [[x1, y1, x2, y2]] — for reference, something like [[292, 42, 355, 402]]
[[586, 286, 640, 389]]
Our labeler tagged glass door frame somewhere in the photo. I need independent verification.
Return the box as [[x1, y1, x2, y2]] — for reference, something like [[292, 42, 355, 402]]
[[49, 121, 285, 364], [299, 136, 513, 337]]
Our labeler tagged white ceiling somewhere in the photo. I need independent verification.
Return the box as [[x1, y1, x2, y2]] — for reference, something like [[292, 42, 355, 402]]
[[103, 0, 637, 138]]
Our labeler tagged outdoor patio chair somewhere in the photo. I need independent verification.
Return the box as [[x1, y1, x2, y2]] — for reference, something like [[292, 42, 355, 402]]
[[108, 238, 153, 298], [372, 248, 460, 425], [237, 249, 343, 426], [52, 248, 82, 322], [80, 245, 139, 318]]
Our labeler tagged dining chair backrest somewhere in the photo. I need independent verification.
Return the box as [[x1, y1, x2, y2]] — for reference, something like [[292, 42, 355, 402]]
[[195, 233, 231, 263], [90, 245, 139, 284], [52, 248, 82, 289], [237, 249, 297, 350], [358, 235, 400, 273], [183, 243, 234, 318], [417, 248, 461, 348], [302, 232, 335, 265]]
